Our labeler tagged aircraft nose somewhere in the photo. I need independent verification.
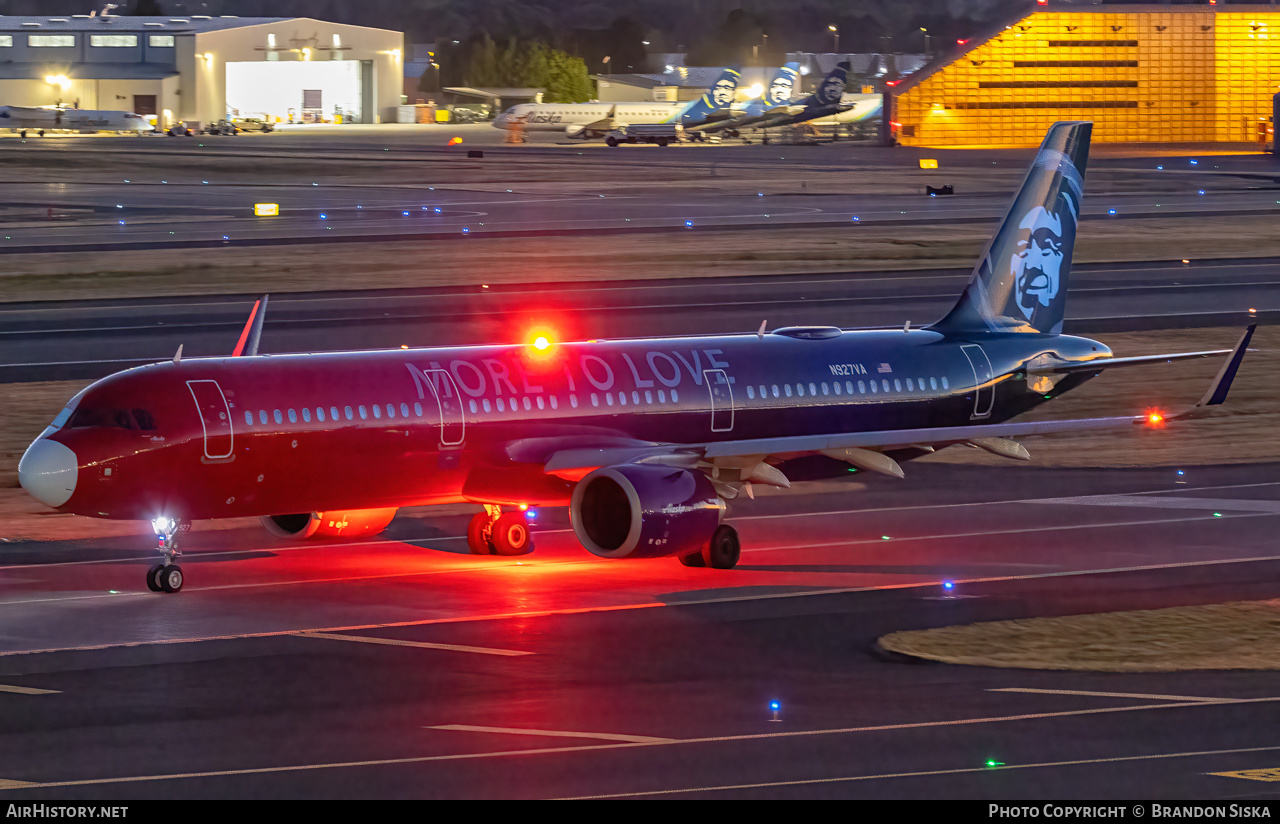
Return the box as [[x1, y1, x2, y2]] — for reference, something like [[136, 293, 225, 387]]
[[18, 438, 78, 508]]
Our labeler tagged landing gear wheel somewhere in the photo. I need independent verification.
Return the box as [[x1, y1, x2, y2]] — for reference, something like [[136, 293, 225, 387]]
[[701, 525, 740, 569], [467, 512, 494, 555], [147, 564, 165, 592], [606, 136, 619, 147], [678, 551, 706, 567], [158, 564, 184, 593], [491, 512, 533, 556]]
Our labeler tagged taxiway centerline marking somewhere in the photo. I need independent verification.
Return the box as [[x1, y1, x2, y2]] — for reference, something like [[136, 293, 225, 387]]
[[563, 743, 1280, 799], [989, 688, 1234, 703], [0, 780, 37, 790], [5, 697, 1278, 791], [427, 724, 673, 744], [0, 684, 58, 695], [295, 631, 532, 657]]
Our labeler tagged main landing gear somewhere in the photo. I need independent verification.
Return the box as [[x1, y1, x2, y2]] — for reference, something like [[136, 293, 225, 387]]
[[467, 505, 534, 556], [147, 516, 186, 593], [678, 524, 741, 569]]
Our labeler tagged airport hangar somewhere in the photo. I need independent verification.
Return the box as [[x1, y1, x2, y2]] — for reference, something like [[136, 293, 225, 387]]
[[888, 3, 1280, 147], [0, 15, 403, 129]]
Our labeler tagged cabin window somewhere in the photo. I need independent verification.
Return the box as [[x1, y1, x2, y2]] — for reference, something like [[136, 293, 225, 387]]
[[833, 382, 841, 395], [591, 394, 599, 407], [809, 383, 817, 396], [869, 381, 877, 394], [821, 382, 829, 396], [784, 384, 792, 397], [302, 408, 311, 422], [906, 379, 914, 391], [671, 389, 679, 402], [317, 408, 326, 422], [537, 396, 545, 410], [644, 391, 652, 404], [771, 385, 779, 398], [469, 400, 478, 414], [245, 411, 254, 426], [847, 381, 855, 394], [550, 396, 558, 410], [414, 403, 423, 417], [260, 410, 268, 424], [344, 406, 353, 420], [523, 397, 532, 411], [497, 399, 505, 412], [288, 409, 297, 423], [570, 395, 578, 408], [482, 399, 490, 413], [942, 376, 950, 389], [330, 407, 339, 421], [618, 392, 627, 406], [918, 377, 926, 391], [632, 391, 640, 405], [273, 409, 283, 424], [747, 386, 754, 399], [930, 377, 938, 390], [606, 393, 614, 406], [401, 403, 409, 417], [372, 405, 381, 419], [384, 404, 394, 419], [658, 390, 666, 403], [894, 379, 902, 393], [796, 384, 804, 397], [880, 380, 889, 393]]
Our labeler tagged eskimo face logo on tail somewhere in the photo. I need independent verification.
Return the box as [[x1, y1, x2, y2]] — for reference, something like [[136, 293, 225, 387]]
[[767, 73, 795, 105], [998, 148, 1083, 329], [815, 63, 850, 106]]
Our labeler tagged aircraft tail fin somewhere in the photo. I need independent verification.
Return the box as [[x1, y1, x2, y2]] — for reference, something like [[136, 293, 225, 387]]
[[674, 67, 740, 123], [809, 61, 851, 108], [930, 121, 1092, 336], [764, 63, 802, 106]]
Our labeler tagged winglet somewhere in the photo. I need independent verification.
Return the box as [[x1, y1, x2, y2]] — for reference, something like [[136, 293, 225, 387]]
[[1193, 324, 1255, 409], [231, 294, 269, 357]]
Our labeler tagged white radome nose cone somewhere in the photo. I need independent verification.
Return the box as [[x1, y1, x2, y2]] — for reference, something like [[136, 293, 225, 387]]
[[18, 438, 78, 508]]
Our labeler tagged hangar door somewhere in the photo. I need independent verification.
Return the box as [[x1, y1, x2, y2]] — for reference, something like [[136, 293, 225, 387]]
[[225, 60, 369, 123]]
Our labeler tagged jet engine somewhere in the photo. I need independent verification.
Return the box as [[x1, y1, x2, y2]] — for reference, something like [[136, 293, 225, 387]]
[[564, 125, 600, 139], [569, 464, 722, 559], [261, 508, 398, 540]]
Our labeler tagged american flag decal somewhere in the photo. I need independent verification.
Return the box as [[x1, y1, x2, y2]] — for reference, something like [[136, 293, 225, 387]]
[[877, 363, 892, 373]]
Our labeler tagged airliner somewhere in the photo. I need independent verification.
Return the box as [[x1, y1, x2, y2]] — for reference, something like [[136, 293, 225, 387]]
[[0, 105, 152, 134], [809, 93, 882, 128], [493, 67, 742, 139], [18, 122, 1253, 593], [738, 60, 854, 133], [689, 62, 801, 137]]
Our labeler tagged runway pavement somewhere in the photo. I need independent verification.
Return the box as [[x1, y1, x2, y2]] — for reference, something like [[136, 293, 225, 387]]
[[1, 462, 1278, 799], [0, 258, 1269, 383]]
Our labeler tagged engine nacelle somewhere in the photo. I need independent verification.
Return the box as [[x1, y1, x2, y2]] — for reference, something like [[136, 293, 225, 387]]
[[564, 124, 587, 138], [570, 465, 722, 559], [261, 507, 398, 540]]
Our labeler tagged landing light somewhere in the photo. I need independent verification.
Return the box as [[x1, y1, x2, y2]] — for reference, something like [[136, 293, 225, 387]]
[[448, 137, 463, 146], [1145, 411, 1166, 427]]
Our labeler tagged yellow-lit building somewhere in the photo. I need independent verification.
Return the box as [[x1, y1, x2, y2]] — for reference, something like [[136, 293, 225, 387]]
[[890, 4, 1280, 147]]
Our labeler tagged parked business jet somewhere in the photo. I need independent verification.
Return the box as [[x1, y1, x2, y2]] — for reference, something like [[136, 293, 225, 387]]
[[0, 105, 152, 134], [493, 67, 742, 139], [18, 122, 1253, 593]]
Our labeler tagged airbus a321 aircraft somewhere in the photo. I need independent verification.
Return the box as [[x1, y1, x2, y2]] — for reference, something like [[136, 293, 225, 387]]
[[18, 122, 1254, 593], [0, 105, 152, 134]]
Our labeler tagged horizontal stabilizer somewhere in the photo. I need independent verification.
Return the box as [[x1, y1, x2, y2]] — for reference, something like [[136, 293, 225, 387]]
[[1030, 349, 1231, 374]]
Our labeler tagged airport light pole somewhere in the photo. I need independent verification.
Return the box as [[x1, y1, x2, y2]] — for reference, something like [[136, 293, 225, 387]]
[[603, 55, 611, 77], [920, 28, 931, 58], [829, 25, 839, 54]]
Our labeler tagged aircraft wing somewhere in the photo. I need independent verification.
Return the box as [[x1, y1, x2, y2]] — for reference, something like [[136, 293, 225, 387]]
[[539, 325, 1253, 496]]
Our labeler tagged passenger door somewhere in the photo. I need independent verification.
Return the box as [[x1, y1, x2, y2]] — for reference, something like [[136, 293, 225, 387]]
[[703, 368, 734, 433], [187, 379, 234, 459], [960, 344, 995, 419], [422, 369, 465, 447]]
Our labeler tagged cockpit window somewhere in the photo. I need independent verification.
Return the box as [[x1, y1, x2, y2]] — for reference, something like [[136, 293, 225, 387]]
[[132, 409, 156, 431], [68, 407, 155, 430]]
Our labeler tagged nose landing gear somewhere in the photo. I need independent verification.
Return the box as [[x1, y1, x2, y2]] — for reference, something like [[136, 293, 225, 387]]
[[466, 505, 534, 556], [147, 516, 187, 592]]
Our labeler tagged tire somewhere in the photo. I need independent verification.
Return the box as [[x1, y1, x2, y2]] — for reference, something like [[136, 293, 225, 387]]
[[466, 512, 493, 555], [656, 138, 669, 147], [147, 563, 165, 592], [491, 512, 533, 556], [159, 564, 184, 593], [606, 137, 618, 147], [678, 552, 706, 567], [701, 525, 740, 570]]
